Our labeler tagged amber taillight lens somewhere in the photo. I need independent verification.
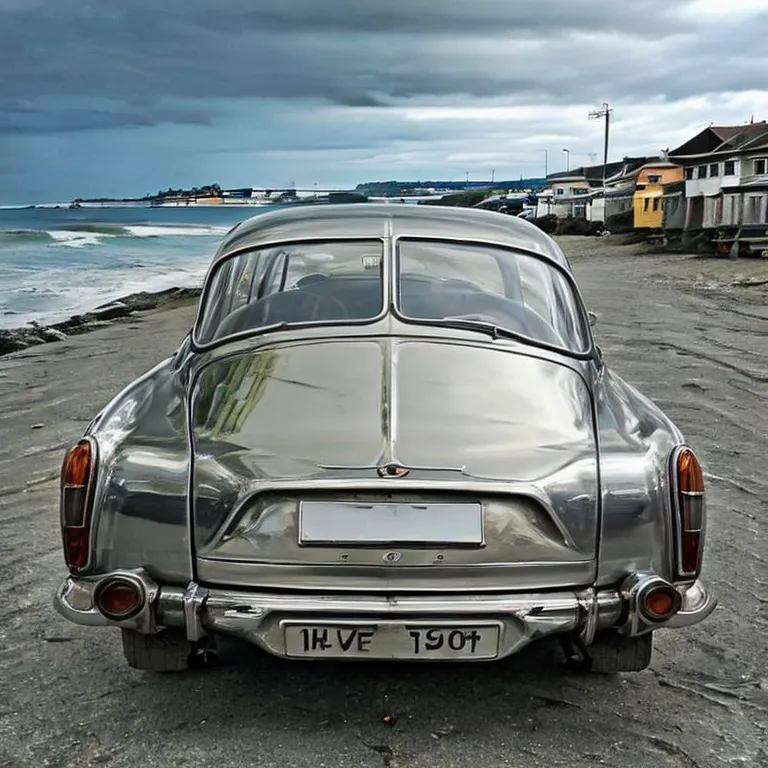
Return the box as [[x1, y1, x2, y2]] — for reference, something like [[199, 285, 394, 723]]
[[60, 438, 97, 572], [672, 447, 705, 579]]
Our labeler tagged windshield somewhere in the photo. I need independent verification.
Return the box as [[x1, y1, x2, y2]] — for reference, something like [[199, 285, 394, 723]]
[[196, 239, 384, 344], [396, 239, 590, 353]]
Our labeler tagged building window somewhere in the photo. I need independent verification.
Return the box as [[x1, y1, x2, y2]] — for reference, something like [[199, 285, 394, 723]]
[[698, 165, 709, 178], [647, 174, 661, 183], [556, 188, 564, 195], [644, 198, 650, 211], [755, 158, 768, 175], [709, 163, 719, 177], [652, 198, 660, 212], [685, 167, 695, 180], [745, 195, 761, 223], [724, 160, 736, 175]]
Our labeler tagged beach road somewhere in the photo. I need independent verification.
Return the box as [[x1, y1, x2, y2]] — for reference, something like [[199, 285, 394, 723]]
[[0, 235, 766, 768]]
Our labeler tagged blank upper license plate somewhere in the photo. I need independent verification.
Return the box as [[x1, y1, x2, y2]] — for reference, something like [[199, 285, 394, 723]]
[[298, 501, 484, 546], [283, 622, 501, 660]]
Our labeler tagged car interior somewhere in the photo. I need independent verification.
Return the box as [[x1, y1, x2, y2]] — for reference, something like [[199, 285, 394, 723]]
[[210, 249, 569, 348]]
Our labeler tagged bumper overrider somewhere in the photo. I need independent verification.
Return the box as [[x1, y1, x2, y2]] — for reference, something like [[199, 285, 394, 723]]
[[53, 569, 717, 661]]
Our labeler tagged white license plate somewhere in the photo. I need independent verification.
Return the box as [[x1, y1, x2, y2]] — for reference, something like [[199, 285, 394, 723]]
[[298, 501, 484, 546], [282, 621, 501, 660]]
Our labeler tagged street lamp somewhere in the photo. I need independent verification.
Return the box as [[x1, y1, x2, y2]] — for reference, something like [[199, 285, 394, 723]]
[[563, 148, 570, 172], [540, 149, 549, 178]]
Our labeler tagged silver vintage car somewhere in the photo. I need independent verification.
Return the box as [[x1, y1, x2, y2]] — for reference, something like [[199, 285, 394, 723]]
[[53, 204, 716, 673]]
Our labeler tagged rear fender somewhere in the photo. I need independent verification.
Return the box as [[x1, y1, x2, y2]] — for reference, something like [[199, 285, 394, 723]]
[[595, 368, 685, 587], [81, 357, 194, 583]]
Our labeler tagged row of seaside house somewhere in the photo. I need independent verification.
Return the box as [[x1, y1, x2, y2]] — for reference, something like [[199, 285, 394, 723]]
[[535, 120, 768, 255]]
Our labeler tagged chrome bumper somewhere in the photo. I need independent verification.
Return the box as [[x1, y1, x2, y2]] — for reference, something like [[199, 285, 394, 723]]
[[54, 570, 717, 658], [53, 571, 717, 661], [664, 579, 718, 628]]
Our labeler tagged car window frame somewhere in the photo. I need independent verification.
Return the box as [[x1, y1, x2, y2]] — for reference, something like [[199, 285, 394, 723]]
[[390, 235, 595, 359], [191, 236, 391, 351]]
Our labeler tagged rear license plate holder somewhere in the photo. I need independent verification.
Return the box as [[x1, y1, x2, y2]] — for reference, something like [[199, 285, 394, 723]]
[[297, 500, 485, 547], [282, 620, 502, 660]]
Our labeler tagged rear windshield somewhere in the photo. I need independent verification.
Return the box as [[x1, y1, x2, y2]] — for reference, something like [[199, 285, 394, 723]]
[[196, 239, 384, 344], [396, 239, 589, 353]]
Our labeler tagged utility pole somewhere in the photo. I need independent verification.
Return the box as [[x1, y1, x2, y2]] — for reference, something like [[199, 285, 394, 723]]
[[491, 169, 495, 184], [541, 149, 548, 178], [588, 102, 613, 186]]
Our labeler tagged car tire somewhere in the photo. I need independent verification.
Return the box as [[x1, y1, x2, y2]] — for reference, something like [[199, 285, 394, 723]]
[[586, 630, 654, 673], [121, 628, 195, 672]]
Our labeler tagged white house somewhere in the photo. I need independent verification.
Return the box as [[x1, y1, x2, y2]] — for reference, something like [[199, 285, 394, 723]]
[[668, 121, 768, 231]]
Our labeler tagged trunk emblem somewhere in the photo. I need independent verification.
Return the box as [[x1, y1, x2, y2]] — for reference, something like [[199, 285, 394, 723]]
[[377, 462, 410, 478], [383, 551, 402, 563]]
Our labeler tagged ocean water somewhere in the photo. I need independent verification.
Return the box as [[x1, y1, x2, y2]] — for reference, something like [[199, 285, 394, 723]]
[[0, 205, 281, 329]]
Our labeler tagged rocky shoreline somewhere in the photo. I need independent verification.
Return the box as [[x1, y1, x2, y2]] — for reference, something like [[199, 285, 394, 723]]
[[0, 286, 201, 357]]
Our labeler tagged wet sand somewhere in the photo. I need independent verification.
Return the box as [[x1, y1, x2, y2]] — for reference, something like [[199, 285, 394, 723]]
[[0, 235, 767, 768]]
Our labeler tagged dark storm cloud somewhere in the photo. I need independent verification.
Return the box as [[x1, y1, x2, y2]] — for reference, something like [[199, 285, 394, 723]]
[[0, 96, 212, 134], [1, 0, 766, 204], [1, 0, 766, 135], [184, 0, 675, 36]]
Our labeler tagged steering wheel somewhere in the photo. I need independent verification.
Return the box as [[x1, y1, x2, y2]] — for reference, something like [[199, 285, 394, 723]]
[[256, 288, 349, 324], [296, 274, 330, 288], [304, 290, 349, 321]]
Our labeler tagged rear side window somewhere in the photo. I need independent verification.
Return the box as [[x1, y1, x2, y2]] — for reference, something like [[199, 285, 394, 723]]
[[196, 240, 384, 344]]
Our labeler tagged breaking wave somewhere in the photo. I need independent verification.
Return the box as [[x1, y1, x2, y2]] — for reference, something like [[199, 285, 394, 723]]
[[0, 224, 234, 328], [0, 223, 231, 249], [0, 205, 276, 328]]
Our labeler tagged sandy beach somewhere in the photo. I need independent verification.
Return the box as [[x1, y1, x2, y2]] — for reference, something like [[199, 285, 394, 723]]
[[1, 235, 767, 767]]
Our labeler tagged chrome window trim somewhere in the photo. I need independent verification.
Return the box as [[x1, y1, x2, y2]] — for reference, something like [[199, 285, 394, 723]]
[[390, 234, 596, 360], [190, 235, 391, 352]]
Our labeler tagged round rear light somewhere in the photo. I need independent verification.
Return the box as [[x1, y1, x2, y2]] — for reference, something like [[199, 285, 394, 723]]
[[94, 577, 144, 621], [640, 584, 682, 622]]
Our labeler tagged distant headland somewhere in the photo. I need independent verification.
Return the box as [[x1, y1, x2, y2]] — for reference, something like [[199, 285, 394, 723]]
[[63, 177, 547, 208]]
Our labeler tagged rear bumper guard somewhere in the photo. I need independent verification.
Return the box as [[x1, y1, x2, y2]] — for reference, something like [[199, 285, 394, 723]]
[[53, 570, 717, 661]]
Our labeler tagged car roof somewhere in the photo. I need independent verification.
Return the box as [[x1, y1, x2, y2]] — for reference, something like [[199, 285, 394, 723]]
[[211, 203, 572, 271]]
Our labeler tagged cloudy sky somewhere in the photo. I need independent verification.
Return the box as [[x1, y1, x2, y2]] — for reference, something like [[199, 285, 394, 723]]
[[1, 0, 767, 204]]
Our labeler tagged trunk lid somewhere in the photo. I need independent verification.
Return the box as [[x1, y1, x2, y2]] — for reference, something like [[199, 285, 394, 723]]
[[189, 338, 599, 592]]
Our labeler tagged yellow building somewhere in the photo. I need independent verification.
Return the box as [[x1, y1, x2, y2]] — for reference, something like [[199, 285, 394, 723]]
[[633, 162, 685, 229]]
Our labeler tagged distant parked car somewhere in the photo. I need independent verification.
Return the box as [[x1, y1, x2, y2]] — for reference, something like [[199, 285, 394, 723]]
[[54, 204, 716, 673]]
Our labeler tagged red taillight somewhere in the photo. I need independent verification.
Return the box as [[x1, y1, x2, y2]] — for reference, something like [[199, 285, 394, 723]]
[[672, 446, 705, 579], [641, 584, 681, 621], [60, 438, 97, 572], [94, 578, 143, 620]]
